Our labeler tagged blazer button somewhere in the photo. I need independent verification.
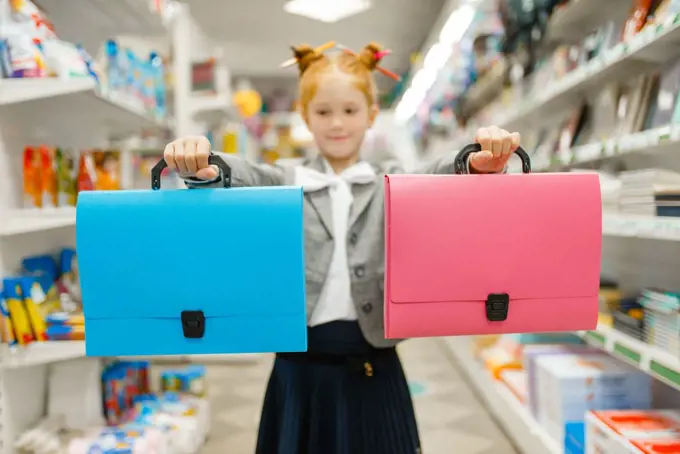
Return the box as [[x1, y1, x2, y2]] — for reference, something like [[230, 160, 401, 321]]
[[362, 302, 373, 314], [349, 232, 358, 245], [354, 266, 365, 278]]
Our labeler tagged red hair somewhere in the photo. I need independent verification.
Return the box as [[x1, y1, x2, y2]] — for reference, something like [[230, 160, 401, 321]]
[[291, 42, 385, 116]]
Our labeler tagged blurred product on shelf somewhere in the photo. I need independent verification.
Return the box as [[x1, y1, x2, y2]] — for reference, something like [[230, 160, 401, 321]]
[[22, 146, 121, 209], [618, 169, 680, 216], [259, 113, 311, 164], [536, 354, 652, 444], [1, 248, 83, 345], [100, 362, 208, 453], [415, 0, 680, 163], [15, 362, 208, 454], [0, 0, 169, 120], [160, 366, 207, 398], [102, 39, 168, 119], [455, 324, 680, 454], [586, 409, 680, 453]]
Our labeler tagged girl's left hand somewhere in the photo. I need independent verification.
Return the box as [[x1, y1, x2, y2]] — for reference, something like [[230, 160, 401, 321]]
[[469, 126, 521, 174]]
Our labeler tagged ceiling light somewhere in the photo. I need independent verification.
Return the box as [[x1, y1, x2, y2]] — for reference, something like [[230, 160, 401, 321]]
[[439, 5, 476, 45], [423, 43, 453, 72], [284, 0, 371, 23]]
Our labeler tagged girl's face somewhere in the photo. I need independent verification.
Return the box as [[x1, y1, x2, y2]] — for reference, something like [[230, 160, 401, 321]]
[[305, 71, 377, 163]]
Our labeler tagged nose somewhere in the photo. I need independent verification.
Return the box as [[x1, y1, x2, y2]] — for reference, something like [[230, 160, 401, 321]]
[[330, 115, 343, 129]]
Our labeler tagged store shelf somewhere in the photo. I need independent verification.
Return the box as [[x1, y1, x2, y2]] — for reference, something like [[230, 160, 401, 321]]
[[535, 125, 680, 171], [445, 337, 561, 454], [0, 208, 76, 236], [0, 78, 168, 141], [0, 78, 95, 105], [578, 324, 680, 392], [1, 341, 85, 369], [603, 213, 680, 241], [545, 0, 628, 44], [496, 16, 680, 130]]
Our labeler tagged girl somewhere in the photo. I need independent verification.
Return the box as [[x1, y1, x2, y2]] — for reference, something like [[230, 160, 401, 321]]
[[164, 42, 521, 454]]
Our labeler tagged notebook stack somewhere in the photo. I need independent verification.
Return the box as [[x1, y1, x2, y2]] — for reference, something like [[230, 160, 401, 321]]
[[598, 172, 622, 212], [618, 169, 680, 217]]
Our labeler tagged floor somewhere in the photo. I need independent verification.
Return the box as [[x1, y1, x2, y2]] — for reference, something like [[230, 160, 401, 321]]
[[198, 337, 517, 454]]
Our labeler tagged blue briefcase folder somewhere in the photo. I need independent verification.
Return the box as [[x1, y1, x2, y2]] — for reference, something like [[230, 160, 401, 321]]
[[77, 155, 307, 356]]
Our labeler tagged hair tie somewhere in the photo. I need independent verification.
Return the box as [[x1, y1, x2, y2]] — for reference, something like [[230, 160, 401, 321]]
[[280, 41, 336, 68], [337, 44, 401, 81], [374, 49, 392, 60]]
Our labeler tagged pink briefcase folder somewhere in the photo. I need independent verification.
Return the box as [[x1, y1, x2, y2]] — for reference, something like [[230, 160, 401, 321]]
[[384, 144, 602, 339]]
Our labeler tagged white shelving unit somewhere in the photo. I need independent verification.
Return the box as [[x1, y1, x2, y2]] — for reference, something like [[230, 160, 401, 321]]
[[445, 338, 561, 454], [603, 213, 680, 241], [0, 208, 76, 237], [435, 11, 680, 162], [1, 342, 86, 369], [419, 1, 680, 452], [0, 1, 243, 449], [578, 324, 680, 392], [0, 2, 178, 453]]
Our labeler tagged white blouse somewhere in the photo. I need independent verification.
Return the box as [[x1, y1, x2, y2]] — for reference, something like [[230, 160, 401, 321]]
[[295, 160, 376, 326]]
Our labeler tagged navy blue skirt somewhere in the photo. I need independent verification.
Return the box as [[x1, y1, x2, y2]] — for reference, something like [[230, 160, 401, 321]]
[[256, 321, 421, 454]]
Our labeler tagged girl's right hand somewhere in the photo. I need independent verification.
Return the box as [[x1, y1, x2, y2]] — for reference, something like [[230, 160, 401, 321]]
[[164, 136, 219, 180]]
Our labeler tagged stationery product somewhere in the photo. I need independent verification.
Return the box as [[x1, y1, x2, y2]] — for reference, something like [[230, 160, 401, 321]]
[[77, 155, 307, 356], [648, 59, 680, 128], [383, 144, 601, 339], [535, 354, 652, 444], [587, 410, 680, 454], [23, 146, 42, 208]]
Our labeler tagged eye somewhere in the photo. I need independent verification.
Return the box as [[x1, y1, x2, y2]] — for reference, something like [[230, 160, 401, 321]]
[[316, 109, 330, 116], [345, 108, 357, 115]]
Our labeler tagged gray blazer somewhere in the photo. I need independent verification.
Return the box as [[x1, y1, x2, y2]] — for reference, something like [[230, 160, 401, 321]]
[[186, 151, 470, 348]]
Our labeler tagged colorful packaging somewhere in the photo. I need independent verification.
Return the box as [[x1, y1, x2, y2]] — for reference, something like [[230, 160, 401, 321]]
[[45, 312, 84, 326], [104, 40, 125, 94], [45, 324, 84, 341], [23, 146, 42, 208], [56, 148, 78, 206], [18, 277, 48, 341], [3, 33, 46, 78], [587, 409, 680, 453], [0, 39, 11, 78], [102, 366, 125, 426], [536, 354, 653, 444], [58, 247, 81, 309], [77, 151, 96, 193], [161, 370, 180, 393], [149, 51, 166, 119], [93, 150, 121, 190], [632, 439, 680, 453], [125, 48, 139, 99], [186, 366, 206, 397], [22, 254, 62, 316], [2, 278, 34, 345], [0, 290, 17, 346]]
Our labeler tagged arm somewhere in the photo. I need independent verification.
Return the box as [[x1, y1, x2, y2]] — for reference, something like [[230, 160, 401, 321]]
[[184, 151, 285, 188]]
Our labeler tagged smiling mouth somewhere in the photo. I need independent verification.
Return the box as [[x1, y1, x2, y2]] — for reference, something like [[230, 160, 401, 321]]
[[329, 136, 349, 141]]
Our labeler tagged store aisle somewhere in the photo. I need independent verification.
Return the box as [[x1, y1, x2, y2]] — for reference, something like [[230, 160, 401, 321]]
[[201, 338, 517, 454]]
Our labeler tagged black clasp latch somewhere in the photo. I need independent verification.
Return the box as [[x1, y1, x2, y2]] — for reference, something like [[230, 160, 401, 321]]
[[181, 310, 205, 338], [485, 294, 509, 322]]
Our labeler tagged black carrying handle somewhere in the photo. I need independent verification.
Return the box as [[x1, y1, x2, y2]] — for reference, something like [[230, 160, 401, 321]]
[[151, 154, 232, 190], [453, 143, 531, 175]]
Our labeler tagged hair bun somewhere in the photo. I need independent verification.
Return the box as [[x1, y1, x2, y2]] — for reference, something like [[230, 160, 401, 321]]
[[291, 45, 324, 75], [357, 42, 383, 71]]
